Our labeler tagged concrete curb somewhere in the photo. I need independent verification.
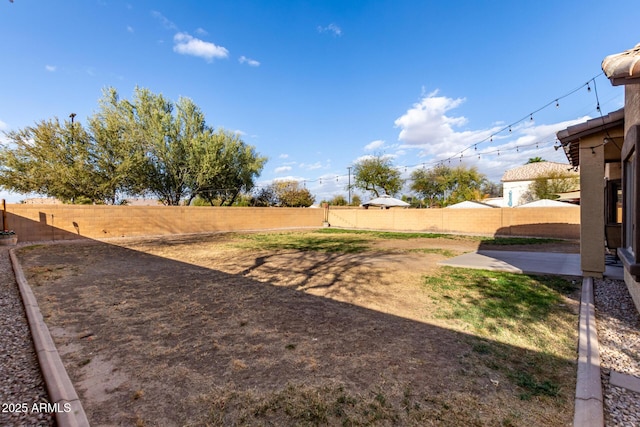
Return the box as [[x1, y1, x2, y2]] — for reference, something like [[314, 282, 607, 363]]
[[574, 276, 604, 427], [9, 248, 90, 427]]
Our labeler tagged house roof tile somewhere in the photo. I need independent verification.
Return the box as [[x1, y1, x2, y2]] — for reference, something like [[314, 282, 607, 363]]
[[602, 43, 640, 86], [501, 161, 578, 182]]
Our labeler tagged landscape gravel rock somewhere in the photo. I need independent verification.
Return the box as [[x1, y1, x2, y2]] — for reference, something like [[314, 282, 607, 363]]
[[594, 277, 640, 427], [0, 247, 55, 427]]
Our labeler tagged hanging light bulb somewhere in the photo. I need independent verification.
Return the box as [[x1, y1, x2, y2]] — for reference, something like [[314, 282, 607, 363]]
[[516, 146, 519, 152], [530, 114, 533, 122], [556, 99, 560, 108], [587, 83, 591, 92]]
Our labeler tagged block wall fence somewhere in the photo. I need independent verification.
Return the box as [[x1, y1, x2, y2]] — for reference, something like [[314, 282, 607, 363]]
[[2, 204, 580, 243], [2, 205, 324, 242], [325, 206, 580, 239]]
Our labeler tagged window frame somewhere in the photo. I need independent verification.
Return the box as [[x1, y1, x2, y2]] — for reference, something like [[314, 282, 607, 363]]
[[619, 125, 640, 277]]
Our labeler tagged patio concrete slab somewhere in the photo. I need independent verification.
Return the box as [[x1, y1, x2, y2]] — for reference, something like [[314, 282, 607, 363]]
[[439, 250, 624, 279]]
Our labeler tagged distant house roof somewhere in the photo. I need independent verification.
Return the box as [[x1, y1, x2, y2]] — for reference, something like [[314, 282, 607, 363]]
[[501, 161, 578, 183], [517, 199, 579, 208], [445, 200, 496, 209], [602, 43, 640, 86], [361, 195, 410, 208]]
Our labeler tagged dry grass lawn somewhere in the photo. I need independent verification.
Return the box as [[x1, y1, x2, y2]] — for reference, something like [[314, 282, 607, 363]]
[[18, 230, 580, 426]]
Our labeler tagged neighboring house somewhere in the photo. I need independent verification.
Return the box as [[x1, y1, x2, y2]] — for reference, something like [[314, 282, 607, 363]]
[[516, 199, 579, 208], [482, 197, 505, 207], [501, 161, 579, 207], [445, 200, 496, 209]]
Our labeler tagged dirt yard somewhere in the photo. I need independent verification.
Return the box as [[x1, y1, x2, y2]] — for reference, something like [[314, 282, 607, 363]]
[[18, 231, 580, 426]]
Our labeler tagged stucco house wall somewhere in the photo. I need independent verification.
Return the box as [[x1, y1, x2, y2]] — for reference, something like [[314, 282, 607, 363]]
[[501, 161, 579, 207], [601, 43, 640, 313]]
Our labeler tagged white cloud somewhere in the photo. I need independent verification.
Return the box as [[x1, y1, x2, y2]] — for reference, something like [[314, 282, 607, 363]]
[[275, 166, 292, 174], [394, 90, 496, 159], [353, 153, 396, 164], [364, 139, 385, 151], [151, 11, 177, 30], [279, 154, 289, 159], [173, 32, 229, 62], [318, 23, 342, 36], [195, 27, 208, 36], [45, 65, 56, 72], [395, 90, 592, 183], [0, 119, 7, 130], [239, 56, 260, 67], [272, 175, 307, 183], [127, 25, 134, 33], [299, 162, 324, 170]]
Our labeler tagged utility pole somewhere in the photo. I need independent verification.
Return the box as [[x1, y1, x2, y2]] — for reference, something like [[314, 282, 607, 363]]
[[347, 166, 352, 205], [69, 113, 76, 143]]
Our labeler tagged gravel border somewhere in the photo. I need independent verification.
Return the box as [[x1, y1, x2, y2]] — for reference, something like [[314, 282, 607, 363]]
[[0, 247, 55, 427], [594, 277, 640, 426]]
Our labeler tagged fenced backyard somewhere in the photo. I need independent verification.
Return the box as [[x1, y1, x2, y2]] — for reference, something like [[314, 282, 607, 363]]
[[17, 229, 581, 426]]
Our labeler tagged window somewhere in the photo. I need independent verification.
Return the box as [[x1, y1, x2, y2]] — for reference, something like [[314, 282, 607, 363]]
[[620, 125, 640, 277], [624, 151, 635, 255]]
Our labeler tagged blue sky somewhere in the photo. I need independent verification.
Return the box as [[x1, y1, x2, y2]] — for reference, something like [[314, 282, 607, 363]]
[[0, 1, 636, 203]]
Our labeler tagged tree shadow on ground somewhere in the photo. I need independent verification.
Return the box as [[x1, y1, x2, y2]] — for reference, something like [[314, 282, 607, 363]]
[[16, 230, 577, 426]]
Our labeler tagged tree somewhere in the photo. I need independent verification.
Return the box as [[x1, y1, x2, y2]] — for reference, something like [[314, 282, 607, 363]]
[[0, 87, 266, 205], [410, 164, 488, 207], [272, 180, 315, 207], [186, 129, 266, 206], [250, 186, 278, 207], [526, 157, 545, 164], [410, 164, 450, 207], [328, 195, 348, 206], [527, 170, 579, 201], [481, 181, 502, 198], [0, 118, 116, 204], [351, 155, 404, 197]]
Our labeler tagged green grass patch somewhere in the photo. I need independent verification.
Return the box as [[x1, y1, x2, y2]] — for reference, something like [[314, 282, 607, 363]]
[[424, 267, 578, 403], [316, 228, 563, 245], [478, 236, 562, 245], [234, 232, 371, 253], [315, 228, 453, 240], [423, 267, 576, 333]]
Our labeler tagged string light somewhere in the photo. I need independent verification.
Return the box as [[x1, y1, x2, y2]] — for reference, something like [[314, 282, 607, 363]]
[[273, 74, 604, 189]]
